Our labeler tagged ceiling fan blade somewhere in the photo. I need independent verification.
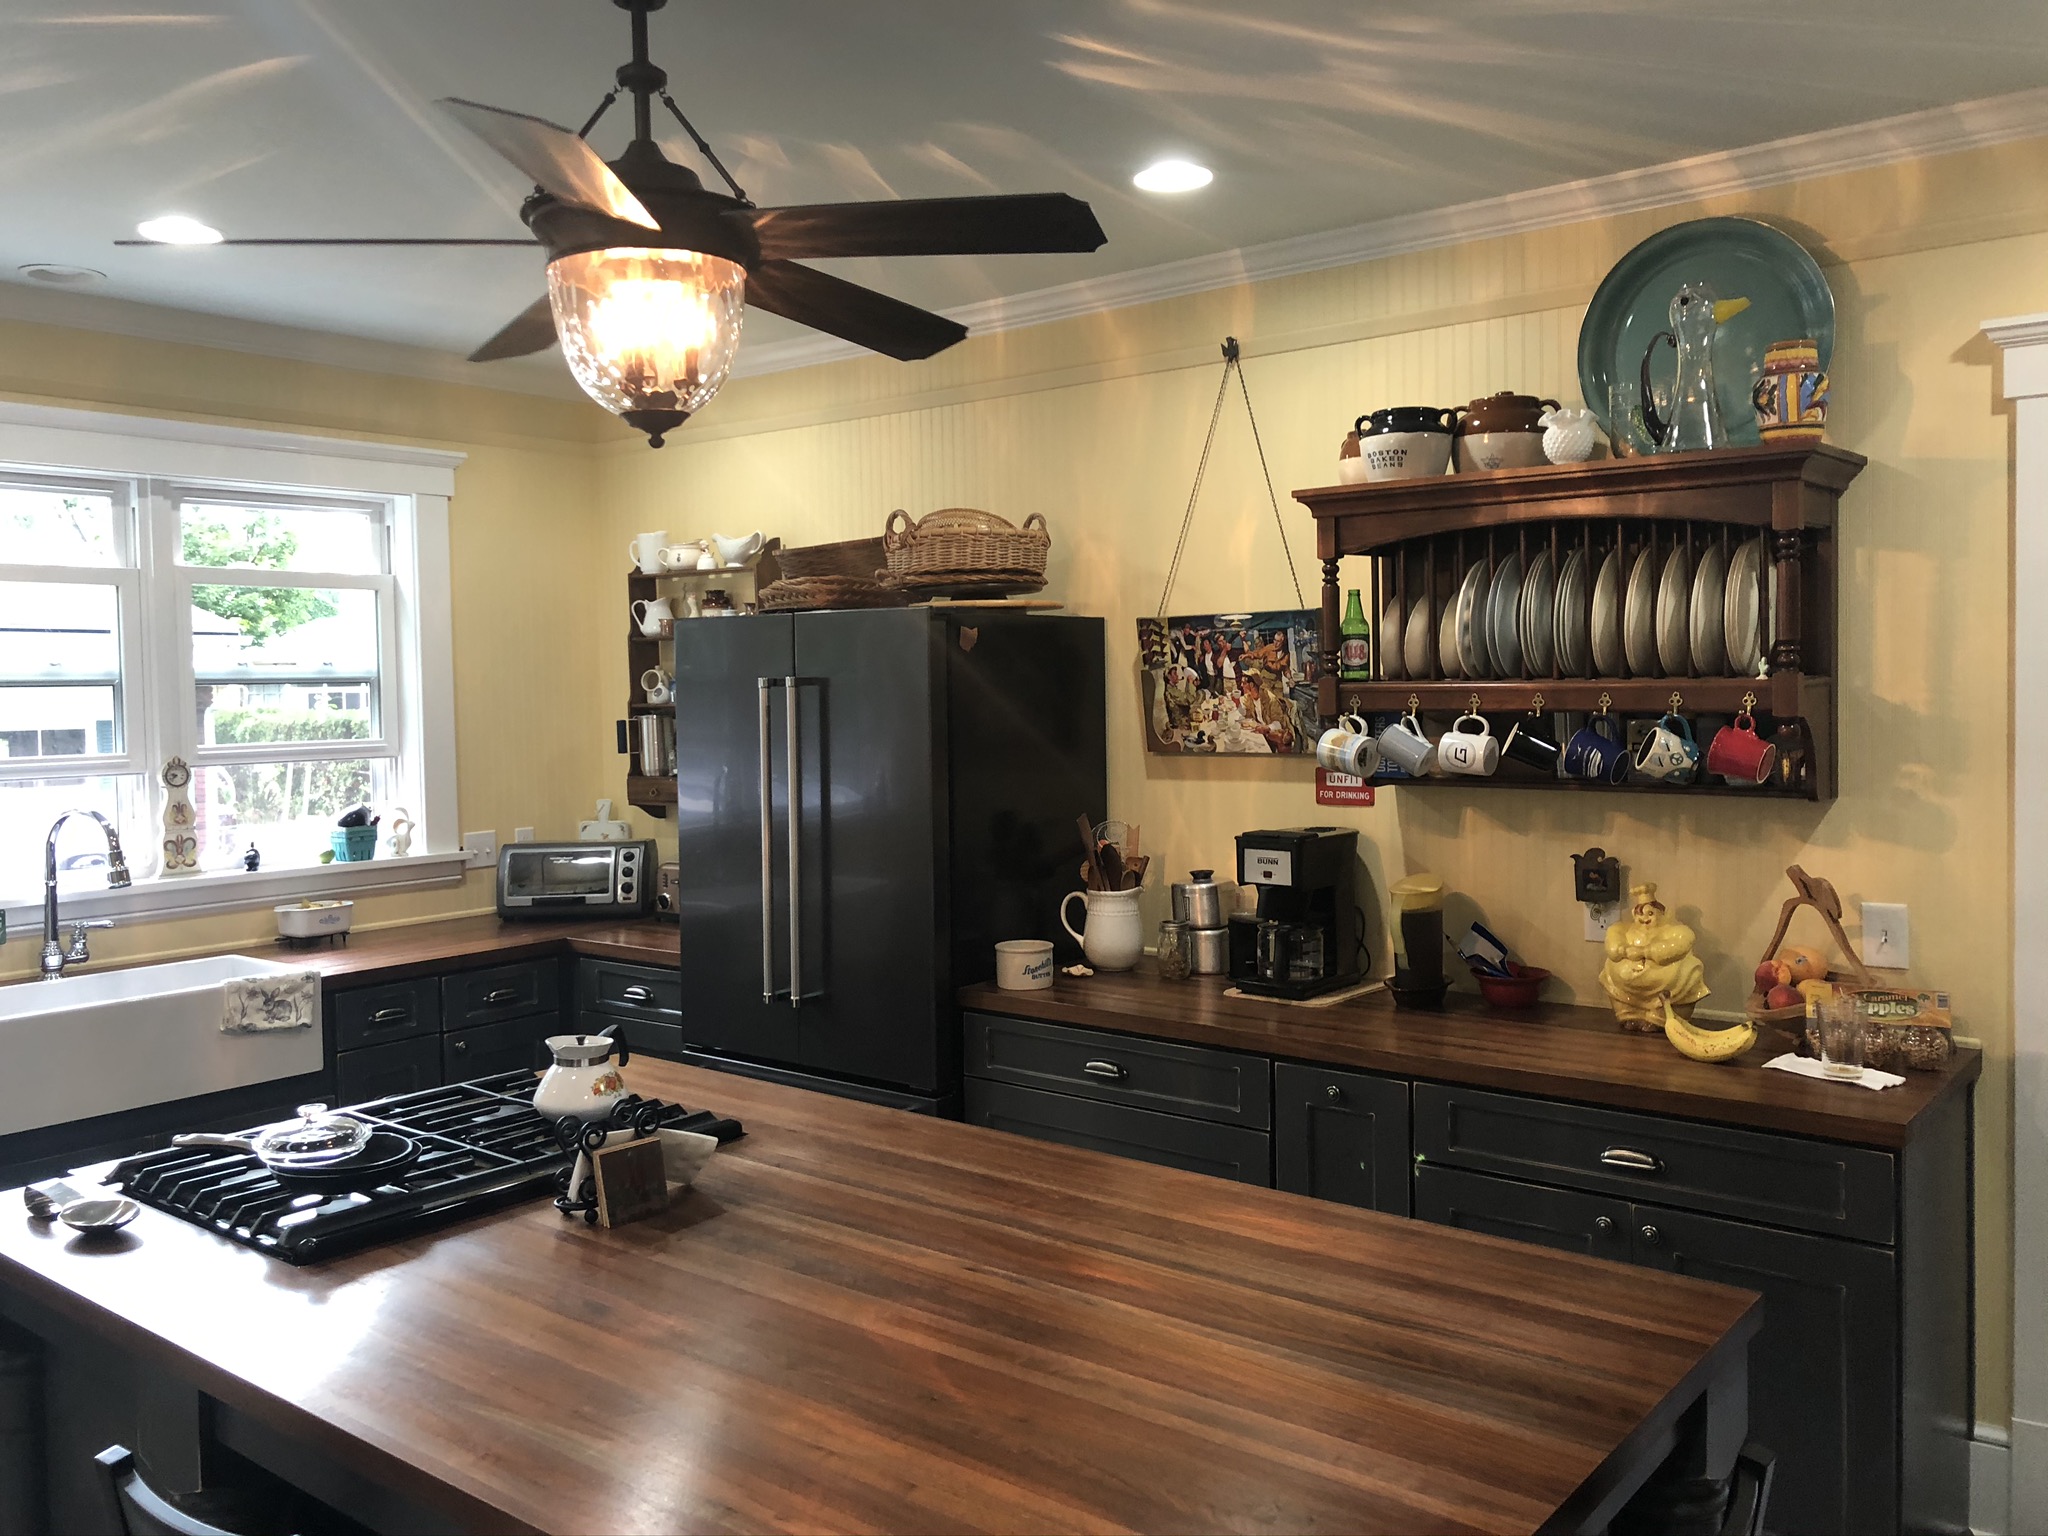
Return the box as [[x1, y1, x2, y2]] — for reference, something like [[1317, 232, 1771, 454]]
[[468, 295, 557, 362], [437, 97, 659, 230], [744, 260, 966, 362], [115, 237, 537, 246], [740, 193, 1106, 261]]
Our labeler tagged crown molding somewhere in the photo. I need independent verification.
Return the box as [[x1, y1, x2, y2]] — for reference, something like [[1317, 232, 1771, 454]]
[[0, 280, 584, 402], [734, 86, 2048, 379]]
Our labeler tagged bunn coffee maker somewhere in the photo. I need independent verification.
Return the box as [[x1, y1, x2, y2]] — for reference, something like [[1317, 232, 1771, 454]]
[[1229, 827, 1366, 999]]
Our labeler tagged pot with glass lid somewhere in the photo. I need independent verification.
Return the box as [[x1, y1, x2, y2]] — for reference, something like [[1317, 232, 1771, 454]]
[[535, 1025, 632, 1123]]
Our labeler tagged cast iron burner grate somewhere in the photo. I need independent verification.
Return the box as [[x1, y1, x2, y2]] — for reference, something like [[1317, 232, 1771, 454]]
[[89, 1072, 742, 1264]]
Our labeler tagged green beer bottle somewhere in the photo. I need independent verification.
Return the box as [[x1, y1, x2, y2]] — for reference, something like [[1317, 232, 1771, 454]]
[[1339, 588, 1371, 681]]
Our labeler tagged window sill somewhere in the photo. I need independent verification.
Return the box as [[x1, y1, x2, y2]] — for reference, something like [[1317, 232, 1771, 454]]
[[1, 851, 471, 941]]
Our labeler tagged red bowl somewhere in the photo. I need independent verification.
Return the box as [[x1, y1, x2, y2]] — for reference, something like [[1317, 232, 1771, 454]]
[[1475, 963, 1551, 1010]]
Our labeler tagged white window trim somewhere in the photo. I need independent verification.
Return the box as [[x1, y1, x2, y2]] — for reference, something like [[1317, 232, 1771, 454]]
[[0, 401, 465, 938]]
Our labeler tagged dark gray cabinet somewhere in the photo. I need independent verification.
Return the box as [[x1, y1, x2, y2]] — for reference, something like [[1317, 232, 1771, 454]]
[[964, 1078, 1270, 1185], [331, 958, 564, 1100], [965, 1013, 1269, 1127], [335, 1035, 441, 1104], [1273, 1063, 1410, 1216], [578, 959, 684, 1060]]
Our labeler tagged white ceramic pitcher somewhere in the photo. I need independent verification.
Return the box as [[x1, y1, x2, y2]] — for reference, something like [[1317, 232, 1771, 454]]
[[1060, 887, 1145, 972]]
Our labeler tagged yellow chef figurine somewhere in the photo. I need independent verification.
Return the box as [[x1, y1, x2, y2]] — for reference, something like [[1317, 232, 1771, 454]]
[[1599, 882, 1710, 1032]]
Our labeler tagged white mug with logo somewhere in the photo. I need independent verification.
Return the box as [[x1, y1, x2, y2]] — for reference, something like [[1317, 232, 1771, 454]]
[[628, 531, 668, 575], [1438, 713, 1501, 776], [1315, 713, 1380, 778], [640, 667, 674, 705]]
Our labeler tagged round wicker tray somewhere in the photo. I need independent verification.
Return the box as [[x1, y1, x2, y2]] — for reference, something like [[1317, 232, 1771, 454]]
[[883, 509, 1050, 579], [757, 576, 907, 612], [881, 566, 1048, 598]]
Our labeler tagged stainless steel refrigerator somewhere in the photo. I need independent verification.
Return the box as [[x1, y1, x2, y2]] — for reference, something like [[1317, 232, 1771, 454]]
[[668, 608, 1105, 1115]]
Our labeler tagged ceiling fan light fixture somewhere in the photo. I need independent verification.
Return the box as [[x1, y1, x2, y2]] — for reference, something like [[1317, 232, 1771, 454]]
[[546, 246, 747, 446], [134, 214, 222, 245], [1132, 159, 1212, 194]]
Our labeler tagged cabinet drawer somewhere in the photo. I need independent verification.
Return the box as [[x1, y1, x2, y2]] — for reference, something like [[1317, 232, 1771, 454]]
[[578, 960, 682, 1022], [1413, 1083, 1896, 1244], [964, 1013, 1269, 1129], [443, 960, 559, 1029], [965, 1079, 1270, 1185], [579, 1010, 684, 1062], [331, 978, 441, 1051], [444, 1017, 549, 1083], [1415, 1164, 1632, 1260], [336, 1036, 441, 1104]]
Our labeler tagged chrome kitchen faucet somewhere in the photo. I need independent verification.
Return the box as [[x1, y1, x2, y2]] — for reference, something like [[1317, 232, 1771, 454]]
[[40, 810, 131, 980]]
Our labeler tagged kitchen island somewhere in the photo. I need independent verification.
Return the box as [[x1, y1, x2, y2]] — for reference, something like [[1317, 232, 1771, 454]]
[[0, 1061, 1758, 1535]]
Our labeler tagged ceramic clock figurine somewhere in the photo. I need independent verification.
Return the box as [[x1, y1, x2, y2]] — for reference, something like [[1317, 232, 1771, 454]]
[[161, 757, 198, 875]]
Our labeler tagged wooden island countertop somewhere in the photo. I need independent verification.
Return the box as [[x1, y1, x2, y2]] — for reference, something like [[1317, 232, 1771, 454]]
[[0, 1060, 1759, 1536]]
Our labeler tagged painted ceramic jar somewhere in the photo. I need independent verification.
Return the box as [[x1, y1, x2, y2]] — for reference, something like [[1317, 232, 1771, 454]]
[[1751, 337, 1829, 444]]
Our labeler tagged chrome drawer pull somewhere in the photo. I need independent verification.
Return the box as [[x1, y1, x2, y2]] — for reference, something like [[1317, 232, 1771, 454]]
[[621, 986, 655, 1004], [1599, 1147, 1663, 1174], [481, 987, 519, 1005], [1082, 1060, 1127, 1081], [367, 1008, 410, 1025]]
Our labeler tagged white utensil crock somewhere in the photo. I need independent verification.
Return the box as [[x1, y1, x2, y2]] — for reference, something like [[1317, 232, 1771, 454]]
[[1060, 888, 1144, 972]]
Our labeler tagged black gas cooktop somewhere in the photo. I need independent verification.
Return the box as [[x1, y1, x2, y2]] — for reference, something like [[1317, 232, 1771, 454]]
[[89, 1072, 741, 1264]]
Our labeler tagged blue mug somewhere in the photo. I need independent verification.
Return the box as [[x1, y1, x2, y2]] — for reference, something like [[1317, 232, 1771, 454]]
[[1634, 712, 1701, 785], [1562, 716, 1628, 783]]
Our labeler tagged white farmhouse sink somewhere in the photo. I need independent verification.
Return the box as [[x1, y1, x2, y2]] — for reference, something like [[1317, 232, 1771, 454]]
[[0, 954, 324, 1137]]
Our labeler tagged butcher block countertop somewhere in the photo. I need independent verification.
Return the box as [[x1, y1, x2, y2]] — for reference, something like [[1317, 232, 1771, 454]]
[[0, 1061, 1758, 1536], [958, 967, 1979, 1151], [271, 913, 680, 982]]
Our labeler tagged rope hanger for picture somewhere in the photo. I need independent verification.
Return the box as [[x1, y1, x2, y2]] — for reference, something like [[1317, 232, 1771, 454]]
[[1155, 338, 1305, 617]]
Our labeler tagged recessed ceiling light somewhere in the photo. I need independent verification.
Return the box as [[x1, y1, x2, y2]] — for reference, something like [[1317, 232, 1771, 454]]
[[17, 263, 106, 286], [134, 214, 222, 245], [1133, 158, 1212, 194]]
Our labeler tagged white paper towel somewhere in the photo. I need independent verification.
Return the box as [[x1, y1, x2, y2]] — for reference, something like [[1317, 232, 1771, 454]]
[[1762, 1053, 1904, 1091]]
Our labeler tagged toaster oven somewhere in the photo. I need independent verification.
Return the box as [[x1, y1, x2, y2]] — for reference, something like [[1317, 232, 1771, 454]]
[[496, 840, 655, 918]]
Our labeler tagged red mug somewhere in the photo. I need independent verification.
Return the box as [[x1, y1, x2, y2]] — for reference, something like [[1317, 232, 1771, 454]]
[[1706, 713, 1777, 784]]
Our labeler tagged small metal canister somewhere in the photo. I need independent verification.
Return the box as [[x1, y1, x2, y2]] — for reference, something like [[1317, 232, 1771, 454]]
[[1186, 925, 1230, 975], [1170, 869, 1226, 929]]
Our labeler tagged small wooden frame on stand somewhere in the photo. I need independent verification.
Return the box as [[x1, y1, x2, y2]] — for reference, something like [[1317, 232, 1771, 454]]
[[591, 1137, 670, 1228]]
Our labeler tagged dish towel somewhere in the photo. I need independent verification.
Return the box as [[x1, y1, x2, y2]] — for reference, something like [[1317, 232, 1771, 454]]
[[220, 971, 320, 1034], [1762, 1052, 1905, 1091]]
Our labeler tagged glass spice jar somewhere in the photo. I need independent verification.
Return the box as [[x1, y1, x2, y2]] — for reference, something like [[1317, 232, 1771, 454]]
[[1155, 919, 1192, 981]]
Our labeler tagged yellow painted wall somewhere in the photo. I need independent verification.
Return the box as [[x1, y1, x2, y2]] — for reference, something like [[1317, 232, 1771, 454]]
[[599, 136, 2048, 1426], [0, 321, 617, 977]]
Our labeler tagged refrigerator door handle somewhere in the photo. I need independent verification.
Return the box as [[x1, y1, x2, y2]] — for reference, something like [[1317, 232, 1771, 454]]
[[758, 677, 778, 1003], [785, 675, 802, 1009]]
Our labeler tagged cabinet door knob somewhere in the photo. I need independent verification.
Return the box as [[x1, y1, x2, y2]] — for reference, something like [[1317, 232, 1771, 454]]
[[1082, 1060, 1127, 1081], [1639, 1224, 1661, 1247], [1325, 1084, 1344, 1101], [1594, 1215, 1615, 1233], [451, 1038, 467, 1053]]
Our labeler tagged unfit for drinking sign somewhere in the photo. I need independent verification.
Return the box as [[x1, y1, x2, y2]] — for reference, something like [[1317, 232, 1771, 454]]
[[1315, 769, 1375, 807]]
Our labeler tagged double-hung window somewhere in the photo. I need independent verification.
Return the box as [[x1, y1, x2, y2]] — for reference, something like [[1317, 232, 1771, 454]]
[[0, 405, 461, 926]]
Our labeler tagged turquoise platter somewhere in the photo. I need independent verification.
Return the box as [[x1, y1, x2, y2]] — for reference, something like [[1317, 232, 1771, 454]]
[[1578, 216, 1835, 449]]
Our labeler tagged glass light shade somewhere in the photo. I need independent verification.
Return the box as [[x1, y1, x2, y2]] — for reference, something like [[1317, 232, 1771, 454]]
[[546, 247, 747, 445]]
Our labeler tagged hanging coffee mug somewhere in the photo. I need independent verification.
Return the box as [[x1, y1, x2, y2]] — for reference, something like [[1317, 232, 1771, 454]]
[[1437, 713, 1500, 777], [1563, 714, 1628, 783], [1502, 718, 1562, 773], [1316, 713, 1380, 778], [1634, 713, 1701, 785], [1377, 713, 1439, 777], [1707, 712, 1779, 784]]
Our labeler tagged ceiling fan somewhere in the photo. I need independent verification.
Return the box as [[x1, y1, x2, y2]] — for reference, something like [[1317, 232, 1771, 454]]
[[121, 0, 1108, 445]]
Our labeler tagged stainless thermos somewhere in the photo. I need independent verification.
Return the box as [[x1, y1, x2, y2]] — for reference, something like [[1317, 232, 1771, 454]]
[[1168, 869, 1230, 975]]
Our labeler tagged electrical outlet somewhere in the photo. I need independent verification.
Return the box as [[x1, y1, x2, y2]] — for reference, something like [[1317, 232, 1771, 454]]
[[1584, 899, 1621, 942], [514, 827, 535, 843], [1862, 902, 1910, 969], [461, 830, 498, 870]]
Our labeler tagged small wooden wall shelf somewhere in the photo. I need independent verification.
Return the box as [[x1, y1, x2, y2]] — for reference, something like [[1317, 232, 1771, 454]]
[[1299, 444, 1865, 800]]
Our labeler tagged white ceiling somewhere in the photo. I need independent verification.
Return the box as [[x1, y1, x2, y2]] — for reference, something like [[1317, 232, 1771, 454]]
[[4, 0, 2046, 394]]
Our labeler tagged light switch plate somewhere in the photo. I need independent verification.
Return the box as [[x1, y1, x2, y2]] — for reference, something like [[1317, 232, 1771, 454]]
[[1584, 900, 1622, 942], [1862, 902, 1910, 969], [461, 830, 498, 870], [514, 827, 535, 843]]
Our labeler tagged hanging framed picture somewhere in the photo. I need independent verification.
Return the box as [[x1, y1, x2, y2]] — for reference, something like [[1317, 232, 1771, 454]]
[[1137, 610, 1322, 755]]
